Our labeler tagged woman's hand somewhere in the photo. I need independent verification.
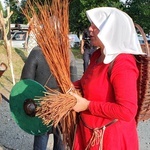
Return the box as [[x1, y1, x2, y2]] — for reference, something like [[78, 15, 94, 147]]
[[70, 92, 90, 112]]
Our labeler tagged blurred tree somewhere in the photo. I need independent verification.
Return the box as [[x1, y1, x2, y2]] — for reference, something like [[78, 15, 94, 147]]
[[19, 0, 28, 24], [123, 0, 150, 33], [4, 0, 26, 24], [0, 1, 4, 40], [0, 1, 4, 12], [3, 0, 149, 34], [69, 0, 124, 34]]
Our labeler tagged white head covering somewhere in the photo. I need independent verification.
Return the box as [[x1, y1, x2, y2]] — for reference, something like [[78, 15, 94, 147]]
[[86, 7, 145, 64]]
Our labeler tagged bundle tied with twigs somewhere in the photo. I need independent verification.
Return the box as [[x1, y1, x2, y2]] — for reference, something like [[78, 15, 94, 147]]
[[22, 0, 79, 148]]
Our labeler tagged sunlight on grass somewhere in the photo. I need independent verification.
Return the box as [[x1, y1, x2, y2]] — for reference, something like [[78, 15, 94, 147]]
[[71, 48, 82, 59]]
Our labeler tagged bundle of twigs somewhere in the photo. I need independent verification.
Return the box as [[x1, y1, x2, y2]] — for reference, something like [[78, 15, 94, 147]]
[[36, 89, 77, 126], [22, 0, 78, 148]]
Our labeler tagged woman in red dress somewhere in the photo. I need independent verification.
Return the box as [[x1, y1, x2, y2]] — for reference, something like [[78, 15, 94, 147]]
[[70, 7, 145, 150]]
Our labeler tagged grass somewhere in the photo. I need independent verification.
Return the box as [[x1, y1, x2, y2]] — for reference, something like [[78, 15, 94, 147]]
[[71, 48, 82, 59], [0, 45, 82, 98], [0, 45, 28, 98]]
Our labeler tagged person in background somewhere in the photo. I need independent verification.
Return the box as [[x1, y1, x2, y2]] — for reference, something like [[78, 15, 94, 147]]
[[21, 46, 78, 150], [80, 28, 97, 72], [70, 7, 144, 150]]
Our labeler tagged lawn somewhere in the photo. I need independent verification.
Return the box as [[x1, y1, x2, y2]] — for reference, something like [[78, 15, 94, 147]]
[[71, 48, 82, 59], [0, 46, 28, 98]]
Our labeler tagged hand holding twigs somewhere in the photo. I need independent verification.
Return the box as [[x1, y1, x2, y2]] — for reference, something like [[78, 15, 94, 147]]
[[36, 91, 77, 127], [69, 92, 90, 112]]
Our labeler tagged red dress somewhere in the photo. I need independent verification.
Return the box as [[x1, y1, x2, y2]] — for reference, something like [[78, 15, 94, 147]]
[[73, 50, 139, 150]]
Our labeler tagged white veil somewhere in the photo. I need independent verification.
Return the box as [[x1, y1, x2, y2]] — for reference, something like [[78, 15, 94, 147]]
[[86, 7, 145, 64]]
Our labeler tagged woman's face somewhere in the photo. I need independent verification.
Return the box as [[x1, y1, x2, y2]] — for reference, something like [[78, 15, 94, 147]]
[[89, 23, 104, 49]]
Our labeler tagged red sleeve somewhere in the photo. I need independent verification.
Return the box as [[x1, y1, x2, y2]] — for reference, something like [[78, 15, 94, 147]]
[[89, 54, 139, 122], [73, 80, 81, 89]]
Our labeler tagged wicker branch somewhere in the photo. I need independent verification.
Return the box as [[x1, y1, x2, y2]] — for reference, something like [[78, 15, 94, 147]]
[[35, 88, 77, 127], [22, 0, 78, 149]]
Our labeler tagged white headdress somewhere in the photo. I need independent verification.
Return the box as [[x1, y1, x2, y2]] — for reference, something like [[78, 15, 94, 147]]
[[86, 7, 145, 64]]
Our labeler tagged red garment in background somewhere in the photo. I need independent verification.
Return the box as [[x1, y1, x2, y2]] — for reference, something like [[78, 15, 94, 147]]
[[73, 50, 139, 150]]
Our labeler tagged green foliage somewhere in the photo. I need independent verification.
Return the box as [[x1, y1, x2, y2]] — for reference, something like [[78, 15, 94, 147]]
[[4, 0, 27, 24], [69, 0, 124, 33], [123, 0, 150, 33], [71, 48, 82, 59], [0, 1, 4, 12], [3, 0, 149, 34]]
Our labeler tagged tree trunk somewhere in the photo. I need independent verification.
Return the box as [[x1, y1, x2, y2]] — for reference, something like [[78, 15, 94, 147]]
[[0, 8, 15, 85]]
